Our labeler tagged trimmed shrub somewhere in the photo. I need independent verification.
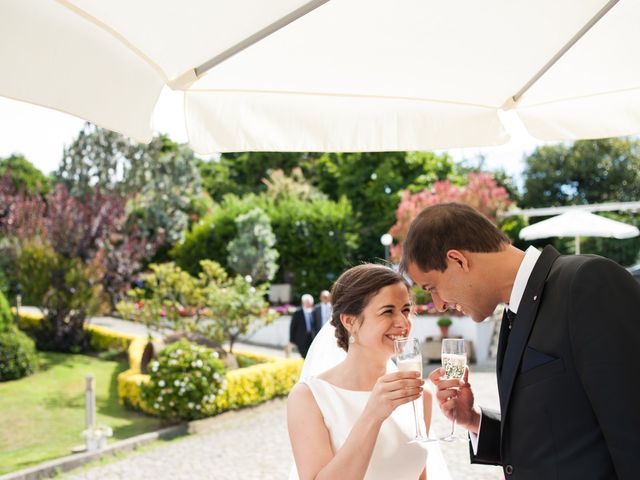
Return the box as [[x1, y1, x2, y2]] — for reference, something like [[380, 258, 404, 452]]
[[15, 309, 137, 356], [0, 290, 12, 329], [172, 193, 358, 299], [0, 301, 39, 381], [117, 335, 303, 418], [141, 339, 227, 421]]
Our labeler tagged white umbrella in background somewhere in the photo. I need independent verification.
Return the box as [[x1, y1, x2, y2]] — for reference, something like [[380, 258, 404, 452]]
[[2, 0, 640, 153], [519, 210, 640, 254]]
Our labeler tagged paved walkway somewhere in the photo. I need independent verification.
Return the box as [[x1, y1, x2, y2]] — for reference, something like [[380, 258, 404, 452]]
[[64, 366, 504, 480], [30, 311, 502, 479]]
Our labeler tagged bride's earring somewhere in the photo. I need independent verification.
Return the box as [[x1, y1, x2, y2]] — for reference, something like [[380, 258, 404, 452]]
[[348, 334, 355, 344]]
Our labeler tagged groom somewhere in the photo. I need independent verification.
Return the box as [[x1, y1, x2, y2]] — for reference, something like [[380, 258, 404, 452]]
[[401, 203, 640, 479]]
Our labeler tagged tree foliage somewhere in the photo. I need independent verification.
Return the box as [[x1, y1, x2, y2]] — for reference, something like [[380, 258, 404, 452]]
[[521, 138, 640, 264], [56, 124, 202, 252], [522, 138, 640, 208], [172, 193, 358, 299], [0, 154, 49, 196], [227, 208, 279, 283], [312, 151, 461, 261]]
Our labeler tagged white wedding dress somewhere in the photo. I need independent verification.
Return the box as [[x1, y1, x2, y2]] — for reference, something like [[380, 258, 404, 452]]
[[289, 323, 452, 480]]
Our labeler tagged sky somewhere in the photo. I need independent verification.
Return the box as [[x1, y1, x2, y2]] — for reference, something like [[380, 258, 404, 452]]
[[0, 89, 545, 183]]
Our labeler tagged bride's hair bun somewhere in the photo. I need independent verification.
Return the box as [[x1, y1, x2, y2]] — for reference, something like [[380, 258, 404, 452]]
[[330, 264, 409, 351]]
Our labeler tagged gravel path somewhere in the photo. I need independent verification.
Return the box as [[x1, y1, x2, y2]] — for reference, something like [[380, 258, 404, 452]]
[[65, 367, 504, 480]]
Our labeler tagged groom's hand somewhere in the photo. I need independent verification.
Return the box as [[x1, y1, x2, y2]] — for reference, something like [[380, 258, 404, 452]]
[[364, 371, 424, 423], [428, 367, 480, 433]]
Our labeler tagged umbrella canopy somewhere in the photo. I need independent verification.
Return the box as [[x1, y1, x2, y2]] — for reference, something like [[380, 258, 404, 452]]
[[519, 210, 640, 254], [2, 0, 640, 152]]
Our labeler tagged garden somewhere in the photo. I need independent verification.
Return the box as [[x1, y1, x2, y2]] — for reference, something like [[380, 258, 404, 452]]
[[1, 127, 639, 475]]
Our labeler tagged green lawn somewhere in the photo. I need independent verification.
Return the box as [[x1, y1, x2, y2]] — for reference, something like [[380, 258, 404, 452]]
[[0, 351, 164, 475]]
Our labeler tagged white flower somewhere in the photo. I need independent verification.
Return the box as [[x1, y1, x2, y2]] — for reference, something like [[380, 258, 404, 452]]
[[188, 402, 194, 409], [154, 403, 160, 409], [176, 349, 183, 355], [174, 379, 180, 387], [195, 359, 203, 368], [157, 396, 163, 402], [213, 373, 221, 381], [158, 380, 166, 387], [213, 352, 219, 358], [169, 401, 175, 407], [195, 404, 201, 410]]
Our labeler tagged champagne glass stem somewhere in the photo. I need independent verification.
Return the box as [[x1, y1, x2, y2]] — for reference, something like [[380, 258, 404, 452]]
[[411, 399, 421, 439]]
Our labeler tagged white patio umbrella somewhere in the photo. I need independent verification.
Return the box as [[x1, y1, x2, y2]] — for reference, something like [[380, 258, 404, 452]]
[[519, 210, 640, 254], [2, 0, 640, 153]]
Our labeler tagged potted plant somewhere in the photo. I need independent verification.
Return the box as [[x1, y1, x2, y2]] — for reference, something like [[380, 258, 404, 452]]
[[437, 316, 453, 338]]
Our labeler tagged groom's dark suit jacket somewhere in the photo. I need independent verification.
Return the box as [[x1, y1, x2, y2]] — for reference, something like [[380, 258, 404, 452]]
[[471, 246, 640, 479]]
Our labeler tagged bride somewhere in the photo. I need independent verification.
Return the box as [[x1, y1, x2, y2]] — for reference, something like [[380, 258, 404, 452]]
[[288, 264, 451, 479]]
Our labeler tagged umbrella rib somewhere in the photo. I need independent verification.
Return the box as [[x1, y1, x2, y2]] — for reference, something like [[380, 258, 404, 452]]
[[174, 0, 331, 88], [504, 0, 619, 108], [516, 85, 640, 109], [185, 88, 497, 110], [55, 0, 168, 82]]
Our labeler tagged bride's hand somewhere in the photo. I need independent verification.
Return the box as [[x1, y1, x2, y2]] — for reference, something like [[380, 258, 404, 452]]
[[364, 371, 424, 422]]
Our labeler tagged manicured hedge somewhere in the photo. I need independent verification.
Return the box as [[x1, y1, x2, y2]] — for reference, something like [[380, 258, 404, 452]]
[[117, 337, 302, 418], [171, 193, 358, 299], [14, 308, 303, 417], [14, 309, 138, 354]]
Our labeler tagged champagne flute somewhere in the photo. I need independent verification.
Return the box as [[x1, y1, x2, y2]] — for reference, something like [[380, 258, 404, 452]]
[[394, 337, 435, 443], [440, 338, 467, 441]]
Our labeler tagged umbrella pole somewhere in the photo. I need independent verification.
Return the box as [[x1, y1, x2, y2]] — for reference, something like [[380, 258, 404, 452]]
[[575, 236, 581, 255]]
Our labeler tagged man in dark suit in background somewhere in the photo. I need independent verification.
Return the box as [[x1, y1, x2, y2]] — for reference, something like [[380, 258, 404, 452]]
[[312, 289, 332, 333], [401, 203, 640, 479], [289, 294, 316, 358]]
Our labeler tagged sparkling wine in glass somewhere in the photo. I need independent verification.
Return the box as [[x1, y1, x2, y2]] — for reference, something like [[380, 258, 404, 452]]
[[440, 338, 467, 441], [394, 337, 435, 443]]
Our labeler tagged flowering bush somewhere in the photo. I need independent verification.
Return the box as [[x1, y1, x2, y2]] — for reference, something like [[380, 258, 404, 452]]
[[141, 339, 227, 420], [388, 173, 513, 261], [272, 304, 297, 315]]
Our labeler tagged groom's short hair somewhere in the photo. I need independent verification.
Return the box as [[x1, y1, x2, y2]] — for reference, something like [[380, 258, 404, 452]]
[[400, 202, 509, 274]]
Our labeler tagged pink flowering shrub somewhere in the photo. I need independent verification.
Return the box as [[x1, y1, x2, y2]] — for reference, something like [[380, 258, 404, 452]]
[[388, 173, 512, 261]]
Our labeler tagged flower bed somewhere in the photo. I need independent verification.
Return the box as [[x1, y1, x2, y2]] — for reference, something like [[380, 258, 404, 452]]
[[117, 340, 302, 418]]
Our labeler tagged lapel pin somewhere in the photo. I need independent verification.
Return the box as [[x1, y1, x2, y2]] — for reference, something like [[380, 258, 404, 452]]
[[533, 295, 537, 301]]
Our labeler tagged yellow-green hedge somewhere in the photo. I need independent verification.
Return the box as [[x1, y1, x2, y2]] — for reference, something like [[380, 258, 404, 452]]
[[13, 308, 304, 417], [13, 309, 138, 354], [117, 338, 303, 417]]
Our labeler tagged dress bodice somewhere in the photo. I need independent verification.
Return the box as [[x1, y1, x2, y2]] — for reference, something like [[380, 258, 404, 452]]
[[301, 376, 428, 480]]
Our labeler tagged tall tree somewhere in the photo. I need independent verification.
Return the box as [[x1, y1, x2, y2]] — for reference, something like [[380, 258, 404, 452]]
[[521, 138, 640, 264], [313, 151, 461, 261], [522, 138, 640, 208], [56, 123, 202, 254], [198, 152, 320, 201]]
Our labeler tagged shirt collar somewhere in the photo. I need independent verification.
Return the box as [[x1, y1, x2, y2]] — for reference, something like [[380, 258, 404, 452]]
[[508, 246, 541, 314]]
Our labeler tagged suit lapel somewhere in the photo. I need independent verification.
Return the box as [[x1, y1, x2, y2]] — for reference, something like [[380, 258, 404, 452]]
[[498, 246, 560, 427]]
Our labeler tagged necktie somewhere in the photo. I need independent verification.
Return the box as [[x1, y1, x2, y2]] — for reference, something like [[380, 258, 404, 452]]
[[505, 308, 516, 331]]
